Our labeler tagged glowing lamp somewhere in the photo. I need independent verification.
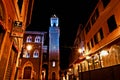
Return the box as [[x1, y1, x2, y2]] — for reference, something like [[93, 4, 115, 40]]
[[100, 50, 108, 56], [26, 45, 32, 51]]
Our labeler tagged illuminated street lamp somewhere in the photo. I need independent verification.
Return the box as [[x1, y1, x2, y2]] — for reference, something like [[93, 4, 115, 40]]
[[78, 48, 82, 53], [78, 47, 84, 53], [26, 44, 32, 51], [86, 56, 91, 60], [100, 50, 108, 56]]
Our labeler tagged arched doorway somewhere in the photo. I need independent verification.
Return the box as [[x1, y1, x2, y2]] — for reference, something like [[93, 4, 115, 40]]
[[42, 64, 48, 80], [52, 72, 56, 80], [23, 66, 32, 79]]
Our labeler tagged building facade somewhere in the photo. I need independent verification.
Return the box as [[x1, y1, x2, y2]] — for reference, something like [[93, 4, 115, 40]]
[[17, 14, 60, 80], [17, 31, 47, 80], [0, 0, 34, 80], [69, 0, 120, 80]]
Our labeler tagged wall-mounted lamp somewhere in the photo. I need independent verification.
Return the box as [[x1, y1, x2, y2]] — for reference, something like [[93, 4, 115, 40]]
[[100, 50, 108, 56], [26, 44, 32, 51]]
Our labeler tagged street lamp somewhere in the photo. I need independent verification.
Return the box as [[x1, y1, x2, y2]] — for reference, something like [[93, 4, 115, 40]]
[[100, 50, 108, 56], [26, 44, 32, 51], [78, 48, 82, 53]]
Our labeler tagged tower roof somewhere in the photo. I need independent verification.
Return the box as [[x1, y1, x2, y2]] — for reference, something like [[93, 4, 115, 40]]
[[51, 14, 57, 18]]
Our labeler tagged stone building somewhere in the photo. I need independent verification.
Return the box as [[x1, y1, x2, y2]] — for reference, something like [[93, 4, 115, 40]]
[[17, 31, 47, 80], [68, 0, 120, 80], [17, 14, 60, 80], [0, 0, 34, 80]]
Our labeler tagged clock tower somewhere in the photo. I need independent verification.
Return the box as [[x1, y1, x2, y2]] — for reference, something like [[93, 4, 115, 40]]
[[48, 14, 60, 80]]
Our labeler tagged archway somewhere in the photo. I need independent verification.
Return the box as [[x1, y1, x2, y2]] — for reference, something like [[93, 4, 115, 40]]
[[42, 64, 48, 80], [52, 72, 56, 80], [23, 66, 32, 79]]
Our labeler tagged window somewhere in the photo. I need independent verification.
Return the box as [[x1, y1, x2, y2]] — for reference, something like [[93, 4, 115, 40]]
[[100, 28, 104, 39], [94, 34, 98, 44], [33, 50, 39, 58], [35, 36, 41, 43], [107, 15, 117, 32], [26, 36, 32, 42], [23, 49, 30, 58], [91, 39, 94, 48], [26, 53, 30, 58], [91, 8, 99, 25], [85, 22, 91, 34], [52, 61, 56, 67], [94, 28, 104, 45], [87, 42, 90, 51], [101, 0, 110, 8]]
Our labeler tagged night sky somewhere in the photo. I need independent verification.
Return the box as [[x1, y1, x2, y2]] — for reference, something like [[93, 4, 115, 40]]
[[26, 0, 98, 69]]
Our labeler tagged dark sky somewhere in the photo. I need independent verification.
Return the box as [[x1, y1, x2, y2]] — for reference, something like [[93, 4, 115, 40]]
[[26, 0, 98, 69]]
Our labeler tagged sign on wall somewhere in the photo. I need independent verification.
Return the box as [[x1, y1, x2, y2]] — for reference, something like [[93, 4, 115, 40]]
[[11, 21, 24, 38]]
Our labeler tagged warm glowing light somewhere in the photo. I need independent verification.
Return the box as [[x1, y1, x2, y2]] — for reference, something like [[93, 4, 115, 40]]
[[78, 48, 82, 53], [100, 50, 108, 56], [26, 45, 32, 51], [52, 61, 55, 67], [69, 68, 72, 72], [86, 56, 91, 60]]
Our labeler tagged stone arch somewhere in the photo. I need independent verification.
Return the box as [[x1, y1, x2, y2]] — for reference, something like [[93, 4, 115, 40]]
[[52, 72, 56, 80], [23, 66, 32, 79], [22, 61, 34, 79], [42, 64, 48, 80]]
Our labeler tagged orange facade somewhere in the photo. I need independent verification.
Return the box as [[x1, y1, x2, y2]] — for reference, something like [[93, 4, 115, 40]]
[[68, 0, 120, 80], [0, 0, 34, 80]]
